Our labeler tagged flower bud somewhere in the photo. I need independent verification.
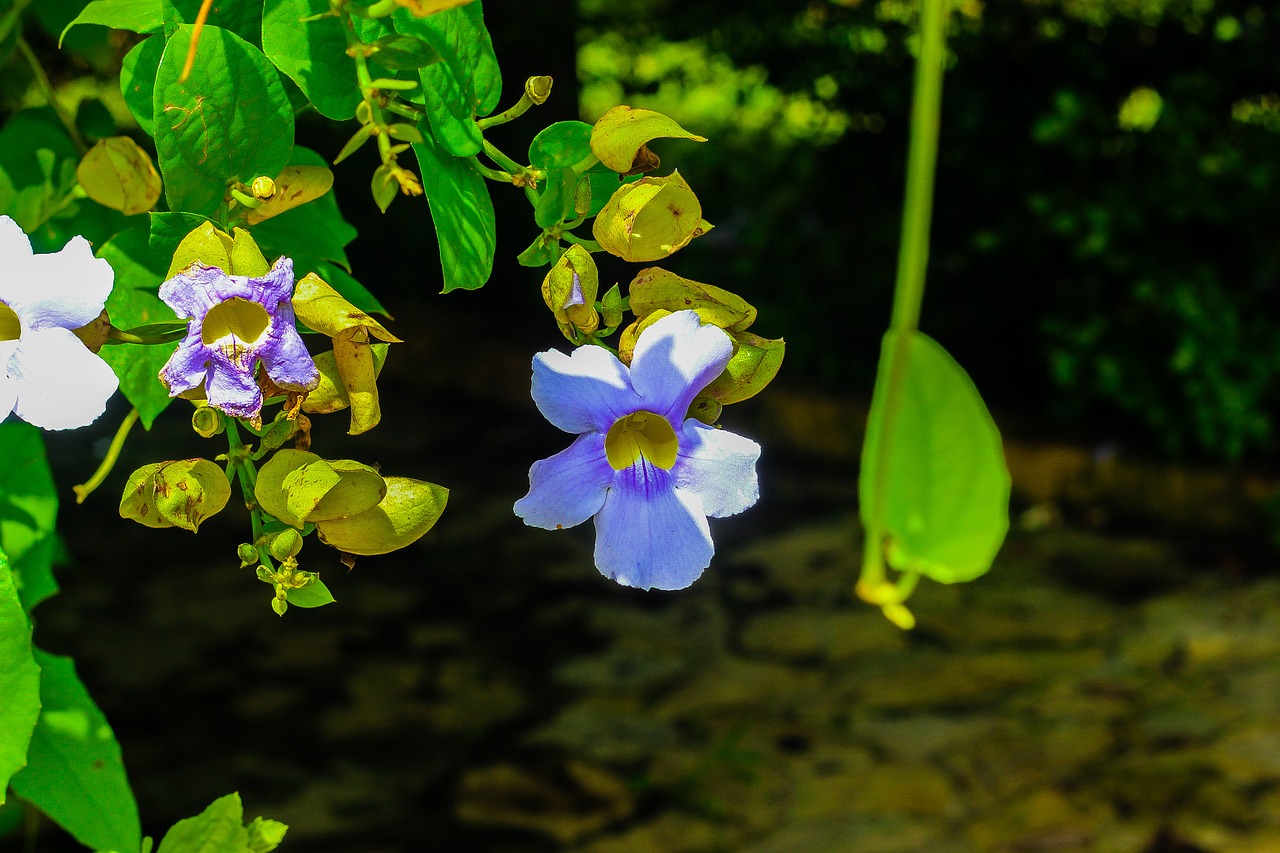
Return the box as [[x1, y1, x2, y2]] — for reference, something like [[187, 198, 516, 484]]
[[540, 245, 599, 341], [525, 75, 553, 105], [237, 543, 259, 566], [592, 170, 713, 263], [268, 528, 304, 561], [251, 176, 276, 199], [192, 404, 224, 438], [316, 477, 448, 556]]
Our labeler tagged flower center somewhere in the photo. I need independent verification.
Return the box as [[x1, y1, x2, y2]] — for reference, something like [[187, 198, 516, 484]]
[[0, 302, 19, 343], [202, 297, 270, 364], [604, 410, 678, 471]]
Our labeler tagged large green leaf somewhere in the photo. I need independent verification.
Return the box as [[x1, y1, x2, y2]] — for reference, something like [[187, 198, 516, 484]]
[[121, 35, 164, 136], [153, 25, 294, 217], [393, 3, 500, 157], [0, 424, 58, 613], [161, 0, 262, 47], [262, 0, 359, 121], [9, 651, 140, 852], [98, 226, 182, 428], [412, 132, 495, 292], [859, 331, 1010, 584], [59, 0, 164, 46], [528, 121, 593, 171], [0, 552, 40, 804]]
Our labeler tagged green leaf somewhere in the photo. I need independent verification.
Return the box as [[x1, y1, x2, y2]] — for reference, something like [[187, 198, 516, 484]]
[[393, 3, 500, 157], [286, 578, 334, 608], [245, 816, 287, 852], [703, 332, 785, 405], [528, 121, 592, 171], [9, 650, 140, 852], [98, 227, 181, 427], [152, 25, 294, 217], [533, 167, 576, 230], [262, 0, 360, 121], [0, 424, 59, 613], [859, 331, 1010, 584], [367, 33, 441, 71], [589, 105, 707, 175], [0, 109, 79, 233], [156, 792, 249, 853], [121, 36, 164, 136], [412, 132, 495, 291], [60, 0, 164, 47], [160, 0, 262, 47], [0, 551, 41, 804], [516, 232, 560, 268]]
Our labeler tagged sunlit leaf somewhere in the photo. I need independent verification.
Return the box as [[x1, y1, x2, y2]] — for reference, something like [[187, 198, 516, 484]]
[[703, 332, 785, 405], [262, 0, 359, 121], [76, 137, 162, 216], [152, 24, 294, 217], [120, 36, 163, 135], [60, 0, 164, 47], [0, 424, 58, 613], [412, 131, 495, 291], [859, 331, 1010, 584], [9, 651, 140, 853], [393, 2, 500, 157], [590, 105, 707, 175], [156, 792, 252, 853], [0, 551, 40, 805]]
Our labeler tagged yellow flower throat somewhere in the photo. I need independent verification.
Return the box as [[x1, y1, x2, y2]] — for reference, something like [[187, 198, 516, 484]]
[[604, 410, 678, 471]]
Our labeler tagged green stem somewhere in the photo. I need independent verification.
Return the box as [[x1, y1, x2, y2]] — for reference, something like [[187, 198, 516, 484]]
[[383, 99, 424, 120], [858, 0, 948, 619], [17, 37, 89, 155], [468, 156, 512, 183], [476, 92, 535, 130], [561, 233, 601, 252], [223, 416, 266, 545], [72, 407, 140, 504], [480, 138, 524, 175]]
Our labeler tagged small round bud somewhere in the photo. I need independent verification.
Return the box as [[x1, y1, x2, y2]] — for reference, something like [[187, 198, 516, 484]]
[[525, 75, 553, 105], [255, 565, 274, 583], [269, 528, 304, 561], [251, 175, 276, 199], [271, 596, 288, 616], [237, 543, 259, 566], [191, 405, 224, 438]]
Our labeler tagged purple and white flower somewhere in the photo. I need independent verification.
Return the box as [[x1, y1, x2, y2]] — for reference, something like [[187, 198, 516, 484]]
[[158, 258, 319, 422], [0, 215, 118, 430], [514, 310, 761, 590]]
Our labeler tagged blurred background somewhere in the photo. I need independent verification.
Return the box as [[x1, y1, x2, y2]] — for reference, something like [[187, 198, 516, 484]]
[[4, 0, 1280, 851]]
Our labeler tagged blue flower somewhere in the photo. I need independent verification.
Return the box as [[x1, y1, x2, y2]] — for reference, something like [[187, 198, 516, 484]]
[[514, 310, 761, 590], [158, 258, 319, 423], [0, 216, 118, 430]]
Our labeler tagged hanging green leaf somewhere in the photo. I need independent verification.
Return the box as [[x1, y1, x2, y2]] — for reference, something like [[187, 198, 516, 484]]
[[0, 552, 40, 804], [152, 24, 294, 217], [60, 0, 164, 47], [533, 167, 576, 230], [9, 651, 140, 853], [589, 105, 707, 175], [393, 2, 500, 157], [262, 0, 360, 121], [97, 226, 181, 428], [528, 121, 592, 171], [120, 36, 164, 136], [0, 424, 59, 614], [859, 331, 1010, 585], [412, 132, 495, 292]]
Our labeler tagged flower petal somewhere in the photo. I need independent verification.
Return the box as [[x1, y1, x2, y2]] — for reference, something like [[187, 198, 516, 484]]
[[203, 352, 262, 419], [9, 328, 118, 430], [674, 421, 761, 518], [0, 341, 19, 421], [158, 331, 213, 396], [158, 265, 226, 319], [629, 310, 733, 423], [0, 216, 33, 260], [593, 458, 713, 590], [531, 344, 641, 434], [514, 432, 613, 530], [2, 233, 113, 332], [259, 304, 319, 391]]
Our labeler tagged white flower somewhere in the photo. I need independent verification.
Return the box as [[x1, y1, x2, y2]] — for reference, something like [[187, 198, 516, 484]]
[[0, 216, 118, 430]]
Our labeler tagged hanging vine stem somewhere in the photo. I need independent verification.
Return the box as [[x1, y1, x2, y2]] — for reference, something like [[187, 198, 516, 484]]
[[856, 0, 948, 628]]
